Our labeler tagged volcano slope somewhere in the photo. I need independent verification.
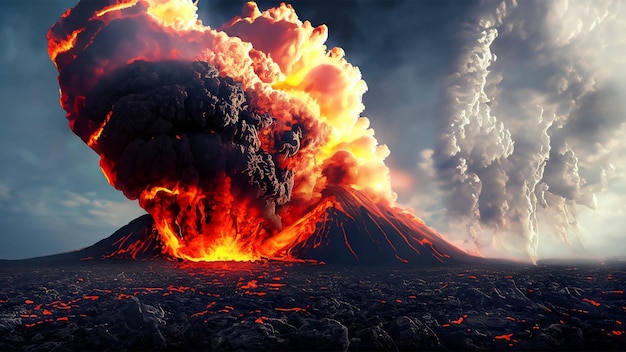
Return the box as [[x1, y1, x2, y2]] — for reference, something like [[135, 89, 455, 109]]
[[4, 186, 473, 267], [1, 193, 625, 352]]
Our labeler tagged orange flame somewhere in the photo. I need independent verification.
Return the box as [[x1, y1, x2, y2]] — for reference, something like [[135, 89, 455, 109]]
[[48, 28, 83, 66], [95, 1, 136, 18], [87, 111, 112, 148], [48, 1, 403, 262]]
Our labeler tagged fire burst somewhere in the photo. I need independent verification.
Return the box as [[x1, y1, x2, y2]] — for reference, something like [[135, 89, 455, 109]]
[[47, 0, 437, 262]]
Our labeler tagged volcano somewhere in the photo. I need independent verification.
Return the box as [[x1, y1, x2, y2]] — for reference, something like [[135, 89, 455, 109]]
[[29, 186, 473, 266], [287, 186, 472, 265], [49, 0, 462, 263]]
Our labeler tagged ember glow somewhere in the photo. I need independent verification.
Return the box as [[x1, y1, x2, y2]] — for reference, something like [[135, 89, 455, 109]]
[[47, 0, 414, 262]]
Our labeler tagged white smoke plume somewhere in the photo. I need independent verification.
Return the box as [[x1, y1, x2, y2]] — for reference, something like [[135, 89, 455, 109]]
[[420, 0, 626, 262]]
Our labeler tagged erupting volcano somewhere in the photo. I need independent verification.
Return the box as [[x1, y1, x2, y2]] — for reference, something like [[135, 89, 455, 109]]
[[46, 0, 468, 264], [4, 2, 626, 350]]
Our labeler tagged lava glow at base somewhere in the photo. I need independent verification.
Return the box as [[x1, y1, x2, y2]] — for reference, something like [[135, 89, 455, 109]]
[[47, 0, 445, 262]]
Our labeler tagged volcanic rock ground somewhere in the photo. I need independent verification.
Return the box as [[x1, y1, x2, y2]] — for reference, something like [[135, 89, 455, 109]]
[[0, 258, 625, 351]]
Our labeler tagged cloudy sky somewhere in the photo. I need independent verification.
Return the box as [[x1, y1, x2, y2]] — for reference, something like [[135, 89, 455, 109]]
[[1, 0, 625, 261]]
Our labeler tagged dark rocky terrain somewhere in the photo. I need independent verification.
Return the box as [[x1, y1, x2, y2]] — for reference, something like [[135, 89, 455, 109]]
[[1, 191, 624, 351], [1, 258, 624, 351]]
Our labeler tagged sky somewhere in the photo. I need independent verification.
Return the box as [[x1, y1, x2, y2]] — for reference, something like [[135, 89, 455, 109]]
[[1, 0, 625, 261]]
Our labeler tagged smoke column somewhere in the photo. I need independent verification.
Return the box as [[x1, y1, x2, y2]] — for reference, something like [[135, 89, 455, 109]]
[[424, 0, 626, 262], [47, 0, 396, 261]]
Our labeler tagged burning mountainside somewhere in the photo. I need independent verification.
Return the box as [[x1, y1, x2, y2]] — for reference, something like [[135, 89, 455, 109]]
[[286, 186, 471, 265], [48, 185, 471, 265], [47, 0, 466, 264]]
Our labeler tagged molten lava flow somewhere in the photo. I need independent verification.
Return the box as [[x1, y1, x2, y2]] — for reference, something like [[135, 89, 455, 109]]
[[138, 177, 280, 261], [47, 0, 452, 262]]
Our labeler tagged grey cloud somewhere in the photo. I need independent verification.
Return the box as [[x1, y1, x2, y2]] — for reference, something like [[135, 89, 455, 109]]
[[0, 185, 144, 259], [0, 183, 10, 202], [425, 0, 626, 262]]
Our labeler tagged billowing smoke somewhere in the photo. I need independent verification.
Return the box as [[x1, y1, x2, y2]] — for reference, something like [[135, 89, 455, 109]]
[[87, 60, 305, 251], [424, 0, 626, 261], [93, 60, 301, 201], [47, 0, 396, 261]]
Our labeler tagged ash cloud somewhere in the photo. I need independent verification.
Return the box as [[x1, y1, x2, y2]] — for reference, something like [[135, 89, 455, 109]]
[[85, 60, 302, 231], [426, 0, 626, 261], [46, 0, 399, 260]]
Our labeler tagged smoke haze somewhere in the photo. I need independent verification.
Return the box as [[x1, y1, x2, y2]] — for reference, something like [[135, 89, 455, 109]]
[[413, 0, 626, 261]]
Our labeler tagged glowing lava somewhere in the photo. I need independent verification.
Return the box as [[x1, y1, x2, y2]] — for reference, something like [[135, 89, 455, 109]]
[[47, 0, 452, 263]]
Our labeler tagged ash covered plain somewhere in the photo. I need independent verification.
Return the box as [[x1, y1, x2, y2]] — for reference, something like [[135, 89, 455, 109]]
[[1, 256, 625, 351]]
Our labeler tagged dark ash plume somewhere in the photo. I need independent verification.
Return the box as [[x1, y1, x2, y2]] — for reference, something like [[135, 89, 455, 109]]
[[84, 60, 306, 230]]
